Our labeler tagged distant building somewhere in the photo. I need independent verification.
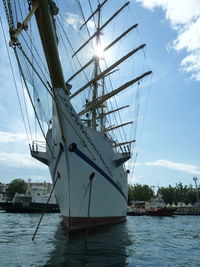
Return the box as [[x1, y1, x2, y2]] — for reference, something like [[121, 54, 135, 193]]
[[26, 182, 53, 195], [0, 181, 53, 203], [0, 184, 14, 202], [0, 183, 6, 193]]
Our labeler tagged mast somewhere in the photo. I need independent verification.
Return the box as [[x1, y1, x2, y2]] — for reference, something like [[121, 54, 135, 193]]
[[66, 24, 138, 83], [105, 121, 133, 132], [32, 0, 65, 89], [24, 0, 151, 149], [97, 105, 129, 119], [80, 0, 108, 30], [72, 2, 130, 58], [31, 0, 67, 141], [70, 44, 146, 100], [100, 77, 105, 132], [92, 4, 101, 130], [78, 71, 152, 117]]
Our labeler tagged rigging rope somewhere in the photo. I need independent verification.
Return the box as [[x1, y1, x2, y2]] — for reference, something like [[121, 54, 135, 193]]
[[19, 73, 33, 142], [16, 40, 100, 161], [77, 0, 95, 38], [21, 33, 50, 81], [56, 15, 90, 84], [14, 47, 54, 157], [56, 23, 87, 108], [87, 0, 97, 29], [18, 47, 50, 126], [0, 16, 31, 145], [19, 49, 100, 162]]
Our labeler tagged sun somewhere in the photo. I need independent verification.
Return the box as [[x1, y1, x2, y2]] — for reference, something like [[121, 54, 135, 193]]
[[93, 42, 105, 59]]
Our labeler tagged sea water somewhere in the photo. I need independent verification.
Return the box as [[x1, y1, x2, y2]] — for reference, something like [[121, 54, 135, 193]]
[[0, 210, 199, 266]]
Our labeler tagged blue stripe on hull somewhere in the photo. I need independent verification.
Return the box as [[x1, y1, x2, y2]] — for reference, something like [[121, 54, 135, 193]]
[[73, 147, 127, 202]]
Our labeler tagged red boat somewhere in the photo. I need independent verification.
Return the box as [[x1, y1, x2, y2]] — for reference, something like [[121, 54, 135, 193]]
[[127, 194, 177, 217], [145, 207, 176, 216]]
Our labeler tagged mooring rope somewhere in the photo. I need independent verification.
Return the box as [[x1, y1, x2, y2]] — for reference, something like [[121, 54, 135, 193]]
[[32, 172, 60, 241]]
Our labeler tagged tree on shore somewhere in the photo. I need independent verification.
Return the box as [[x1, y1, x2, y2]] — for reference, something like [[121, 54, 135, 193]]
[[129, 182, 200, 205], [128, 184, 154, 204], [157, 183, 198, 204], [158, 185, 176, 205], [6, 179, 27, 194]]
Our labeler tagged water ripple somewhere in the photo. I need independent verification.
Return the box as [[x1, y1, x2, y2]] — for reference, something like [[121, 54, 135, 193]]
[[0, 211, 200, 266]]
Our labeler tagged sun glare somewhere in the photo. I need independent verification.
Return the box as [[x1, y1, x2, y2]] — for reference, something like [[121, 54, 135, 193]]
[[94, 43, 105, 59]]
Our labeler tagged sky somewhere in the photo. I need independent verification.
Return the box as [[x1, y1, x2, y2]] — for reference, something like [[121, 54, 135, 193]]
[[0, 0, 200, 188]]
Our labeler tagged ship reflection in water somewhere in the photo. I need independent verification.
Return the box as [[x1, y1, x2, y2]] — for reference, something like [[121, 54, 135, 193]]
[[1, 213, 200, 266], [44, 221, 131, 267]]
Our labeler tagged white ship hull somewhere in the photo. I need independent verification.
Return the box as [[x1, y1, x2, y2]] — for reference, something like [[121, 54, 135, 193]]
[[51, 91, 128, 231], [33, 89, 128, 231]]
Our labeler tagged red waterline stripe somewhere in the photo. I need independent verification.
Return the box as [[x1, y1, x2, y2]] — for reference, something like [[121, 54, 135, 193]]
[[63, 215, 126, 231]]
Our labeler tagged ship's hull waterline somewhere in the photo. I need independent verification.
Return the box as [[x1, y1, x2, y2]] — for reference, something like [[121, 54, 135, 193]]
[[63, 216, 126, 232]]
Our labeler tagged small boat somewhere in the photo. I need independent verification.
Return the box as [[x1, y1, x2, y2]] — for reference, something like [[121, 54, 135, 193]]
[[0, 186, 59, 213], [127, 195, 176, 216], [127, 205, 176, 216], [145, 207, 176, 216], [0, 201, 59, 213], [127, 205, 147, 216], [145, 195, 177, 216]]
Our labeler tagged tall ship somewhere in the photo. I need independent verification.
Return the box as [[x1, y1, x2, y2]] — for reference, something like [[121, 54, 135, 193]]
[[2, 0, 152, 231]]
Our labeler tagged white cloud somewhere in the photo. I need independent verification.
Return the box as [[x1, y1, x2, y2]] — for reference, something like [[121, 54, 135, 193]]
[[66, 13, 95, 31], [146, 159, 200, 175], [135, 0, 167, 11], [65, 12, 95, 31], [136, 0, 200, 81], [65, 13, 82, 31], [28, 175, 51, 183], [180, 51, 200, 81], [173, 18, 200, 52], [0, 131, 27, 143], [0, 131, 44, 145], [0, 152, 46, 169], [136, 0, 200, 24], [164, 0, 199, 25], [128, 174, 143, 185]]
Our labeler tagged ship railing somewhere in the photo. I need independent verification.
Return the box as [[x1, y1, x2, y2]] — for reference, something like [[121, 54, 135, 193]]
[[31, 140, 46, 153], [113, 140, 134, 154]]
